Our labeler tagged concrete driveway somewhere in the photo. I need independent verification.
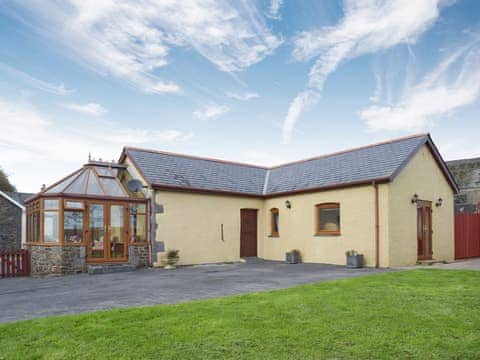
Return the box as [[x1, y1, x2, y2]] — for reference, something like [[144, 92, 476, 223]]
[[0, 259, 386, 323]]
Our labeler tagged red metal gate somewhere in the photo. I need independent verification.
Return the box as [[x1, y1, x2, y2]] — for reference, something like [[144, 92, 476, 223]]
[[0, 249, 30, 278], [455, 213, 480, 259]]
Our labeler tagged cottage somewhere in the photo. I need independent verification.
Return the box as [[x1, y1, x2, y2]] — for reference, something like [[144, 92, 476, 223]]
[[25, 134, 457, 275], [0, 191, 32, 250]]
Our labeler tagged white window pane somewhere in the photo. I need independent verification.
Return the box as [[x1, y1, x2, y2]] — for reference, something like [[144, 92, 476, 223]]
[[44, 212, 59, 242]]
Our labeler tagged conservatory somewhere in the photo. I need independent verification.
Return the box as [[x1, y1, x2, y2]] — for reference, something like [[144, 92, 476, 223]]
[[25, 161, 149, 275]]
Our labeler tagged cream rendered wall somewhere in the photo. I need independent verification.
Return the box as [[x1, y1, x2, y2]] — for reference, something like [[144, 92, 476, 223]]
[[388, 145, 455, 266], [260, 184, 388, 267], [153, 190, 264, 266]]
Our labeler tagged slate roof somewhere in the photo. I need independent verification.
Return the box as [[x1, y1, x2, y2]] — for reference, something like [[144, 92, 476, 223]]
[[122, 134, 457, 197], [124, 149, 267, 195], [6, 192, 34, 205]]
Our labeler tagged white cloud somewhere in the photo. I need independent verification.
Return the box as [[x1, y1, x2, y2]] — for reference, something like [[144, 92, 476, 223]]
[[11, 1, 281, 93], [193, 104, 230, 120], [283, 0, 449, 143], [360, 40, 480, 131], [146, 81, 182, 94], [62, 102, 107, 116], [0, 62, 74, 96], [226, 92, 259, 101], [0, 97, 193, 191], [267, 0, 283, 20]]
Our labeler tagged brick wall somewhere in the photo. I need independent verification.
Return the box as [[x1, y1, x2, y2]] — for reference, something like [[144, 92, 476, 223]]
[[0, 195, 22, 250]]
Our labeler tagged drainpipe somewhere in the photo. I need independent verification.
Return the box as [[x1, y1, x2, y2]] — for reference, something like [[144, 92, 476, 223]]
[[373, 181, 380, 268], [148, 189, 156, 267]]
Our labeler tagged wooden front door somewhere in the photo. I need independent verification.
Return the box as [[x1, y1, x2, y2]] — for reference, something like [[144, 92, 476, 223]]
[[240, 209, 258, 257], [86, 202, 128, 263], [417, 201, 433, 260]]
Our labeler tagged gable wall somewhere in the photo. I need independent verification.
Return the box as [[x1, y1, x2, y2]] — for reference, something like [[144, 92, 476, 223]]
[[388, 145, 455, 266], [0, 195, 22, 250]]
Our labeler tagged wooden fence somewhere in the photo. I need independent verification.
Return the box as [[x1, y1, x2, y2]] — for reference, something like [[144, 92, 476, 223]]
[[0, 249, 30, 278], [455, 213, 480, 259]]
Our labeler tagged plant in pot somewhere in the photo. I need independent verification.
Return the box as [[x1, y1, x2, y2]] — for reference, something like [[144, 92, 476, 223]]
[[164, 249, 180, 270], [345, 249, 364, 268], [286, 249, 302, 264]]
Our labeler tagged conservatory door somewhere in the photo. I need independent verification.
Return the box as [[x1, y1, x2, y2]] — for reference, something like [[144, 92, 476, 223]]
[[87, 203, 128, 262]]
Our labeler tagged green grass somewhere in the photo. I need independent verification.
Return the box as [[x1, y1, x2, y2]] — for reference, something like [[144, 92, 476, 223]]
[[1, 270, 479, 359]]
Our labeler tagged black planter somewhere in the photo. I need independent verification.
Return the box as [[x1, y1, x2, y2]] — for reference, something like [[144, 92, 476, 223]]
[[286, 252, 301, 264], [346, 254, 364, 268]]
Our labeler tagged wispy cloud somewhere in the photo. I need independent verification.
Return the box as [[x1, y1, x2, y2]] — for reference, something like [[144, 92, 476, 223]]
[[11, 1, 282, 94], [267, 0, 283, 20], [226, 92, 259, 101], [0, 62, 74, 96], [360, 39, 480, 132], [62, 102, 107, 116], [145, 81, 182, 94], [283, 0, 449, 143], [193, 104, 230, 120]]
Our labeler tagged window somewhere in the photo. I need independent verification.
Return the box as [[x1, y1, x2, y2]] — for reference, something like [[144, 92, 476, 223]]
[[130, 204, 147, 243], [27, 201, 40, 243], [270, 208, 279, 237], [315, 203, 340, 235], [43, 199, 59, 242], [44, 212, 59, 242], [65, 200, 84, 210], [64, 211, 84, 243]]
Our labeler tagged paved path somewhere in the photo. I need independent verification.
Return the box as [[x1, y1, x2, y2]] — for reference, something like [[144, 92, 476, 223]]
[[0, 260, 386, 323], [425, 258, 480, 270]]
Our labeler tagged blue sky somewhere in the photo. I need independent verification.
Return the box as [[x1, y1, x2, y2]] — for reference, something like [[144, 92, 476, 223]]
[[0, 0, 479, 192]]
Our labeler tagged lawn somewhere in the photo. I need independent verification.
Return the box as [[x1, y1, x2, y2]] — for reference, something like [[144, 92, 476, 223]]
[[1, 270, 479, 359]]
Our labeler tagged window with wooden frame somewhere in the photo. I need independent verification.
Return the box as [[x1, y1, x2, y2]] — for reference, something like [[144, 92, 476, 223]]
[[26, 200, 40, 243], [129, 204, 147, 243], [64, 200, 84, 243], [270, 208, 279, 237], [43, 199, 60, 243], [315, 203, 340, 235]]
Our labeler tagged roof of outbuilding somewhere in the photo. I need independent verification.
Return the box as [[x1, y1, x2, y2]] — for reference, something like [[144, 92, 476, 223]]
[[121, 134, 458, 197], [5, 192, 34, 205]]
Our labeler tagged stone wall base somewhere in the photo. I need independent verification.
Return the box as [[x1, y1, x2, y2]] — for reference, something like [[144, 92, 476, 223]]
[[28, 245, 86, 276], [28, 244, 149, 275], [128, 244, 149, 268]]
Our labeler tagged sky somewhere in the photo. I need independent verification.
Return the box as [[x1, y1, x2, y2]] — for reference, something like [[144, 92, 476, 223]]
[[0, 0, 479, 193]]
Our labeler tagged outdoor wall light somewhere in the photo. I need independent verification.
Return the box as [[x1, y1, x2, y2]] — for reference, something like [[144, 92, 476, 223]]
[[435, 198, 443, 207], [411, 193, 419, 204], [285, 200, 292, 209]]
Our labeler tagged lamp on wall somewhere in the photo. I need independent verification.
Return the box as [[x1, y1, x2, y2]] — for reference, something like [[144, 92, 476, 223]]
[[285, 200, 292, 209], [411, 193, 419, 204], [435, 198, 443, 207]]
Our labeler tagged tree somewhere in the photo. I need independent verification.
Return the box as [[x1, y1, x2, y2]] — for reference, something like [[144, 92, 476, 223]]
[[0, 167, 16, 192]]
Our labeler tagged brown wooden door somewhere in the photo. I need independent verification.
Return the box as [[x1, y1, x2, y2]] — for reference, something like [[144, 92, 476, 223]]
[[417, 201, 432, 260], [240, 209, 258, 257]]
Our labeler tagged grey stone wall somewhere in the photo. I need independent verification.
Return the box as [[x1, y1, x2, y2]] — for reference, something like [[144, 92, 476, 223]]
[[128, 244, 149, 268], [28, 245, 86, 275], [0, 195, 22, 250]]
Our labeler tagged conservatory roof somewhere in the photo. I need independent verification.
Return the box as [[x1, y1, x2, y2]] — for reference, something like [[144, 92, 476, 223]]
[[38, 162, 130, 199]]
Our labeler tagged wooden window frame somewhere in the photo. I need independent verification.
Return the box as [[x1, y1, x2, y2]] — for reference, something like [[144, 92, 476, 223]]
[[270, 208, 279, 237], [315, 203, 341, 236], [129, 203, 148, 244]]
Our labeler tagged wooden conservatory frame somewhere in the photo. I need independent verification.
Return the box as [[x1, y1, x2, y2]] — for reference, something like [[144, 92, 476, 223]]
[[25, 161, 149, 265]]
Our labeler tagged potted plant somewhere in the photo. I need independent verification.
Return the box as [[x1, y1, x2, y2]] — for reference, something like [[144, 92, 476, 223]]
[[285, 249, 302, 264], [164, 249, 180, 270], [345, 250, 363, 268]]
